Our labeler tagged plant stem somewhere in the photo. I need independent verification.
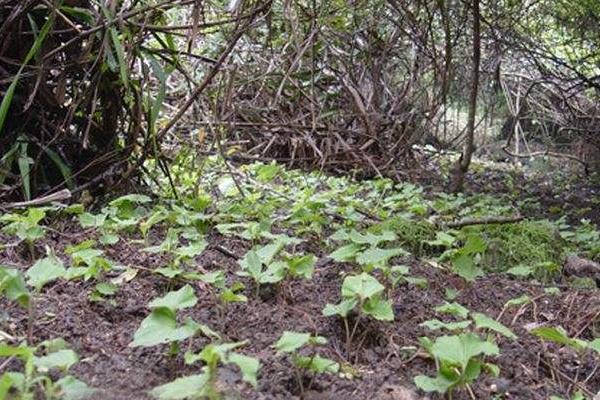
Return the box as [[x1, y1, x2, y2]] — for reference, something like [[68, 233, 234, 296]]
[[294, 364, 304, 398], [343, 317, 351, 356], [348, 313, 363, 357], [27, 296, 35, 343]]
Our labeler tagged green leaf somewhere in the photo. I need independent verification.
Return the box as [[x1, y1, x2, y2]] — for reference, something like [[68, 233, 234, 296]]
[[430, 333, 499, 369], [99, 233, 119, 245], [588, 338, 600, 354], [484, 363, 500, 378], [150, 374, 209, 400], [435, 302, 470, 319], [287, 254, 316, 279], [472, 313, 517, 339], [544, 287, 560, 295], [256, 241, 285, 265], [322, 299, 358, 318], [174, 240, 208, 259], [362, 297, 394, 321], [420, 319, 472, 331], [56, 376, 97, 400], [405, 276, 428, 288], [34, 349, 78, 372], [356, 247, 407, 266], [0, 374, 14, 399], [414, 374, 456, 394], [463, 234, 487, 254], [348, 230, 396, 246], [506, 265, 534, 277], [341, 273, 384, 300], [220, 289, 247, 304], [27, 253, 66, 290], [504, 295, 531, 308], [228, 353, 260, 387], [294, 355, 339, 374], [426, 231, 456, 248], [148, 285, 197, 311], [43, 147, 73, 189], [78, 213, 107, 228], [452, 254, 483, 282], [108, 25, 129, 89], [239, 250, 262, 277], [329, 243, 362, 262], [217, 177, 239, 197], [530, 326, 587, 351], [130, 309, 200, 347], [108, 194, 151, 211], [274, 331, 311, 353], [0, 267, 30, 307], [256, 163, 280, 182], [259, 261, 287, 284], [95, 282, 118, 296]]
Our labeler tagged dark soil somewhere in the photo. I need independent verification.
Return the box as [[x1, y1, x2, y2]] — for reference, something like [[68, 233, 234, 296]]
[[2, 214, 600, 400]]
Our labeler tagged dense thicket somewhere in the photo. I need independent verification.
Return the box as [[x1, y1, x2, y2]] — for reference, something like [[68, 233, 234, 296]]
[[1, 0, 599, 201]]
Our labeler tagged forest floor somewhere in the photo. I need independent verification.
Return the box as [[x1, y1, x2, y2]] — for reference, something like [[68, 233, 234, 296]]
[[2, 156, 600, 400]]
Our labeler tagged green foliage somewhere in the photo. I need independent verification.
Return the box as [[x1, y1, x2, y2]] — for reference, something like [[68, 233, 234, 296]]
[[274, 331, 339, 393], [152, 341, 259, 400], [530, 326, 591, 353], [237, 238, 315, 296], [329, 229, 408, 270], [0, 266, 30, 307], [440, 233, 487, 281], [0, 340, 95, 399], [27, 251, 66, 291], [323, 273, 393, 321], [130, 285, 217, 348], [323, 272, 393, 355], [0, 207, 47, 244], [414, 333, 499, 395], [65, 241, 114, 281]]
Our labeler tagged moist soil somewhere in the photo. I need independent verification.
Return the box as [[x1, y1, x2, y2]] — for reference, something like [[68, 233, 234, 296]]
[[2, 167, 600, 399], [2, 218, 600, 400]]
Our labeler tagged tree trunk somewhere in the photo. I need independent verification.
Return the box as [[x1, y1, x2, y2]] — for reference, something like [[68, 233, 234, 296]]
[[450, 0, 480, 192]]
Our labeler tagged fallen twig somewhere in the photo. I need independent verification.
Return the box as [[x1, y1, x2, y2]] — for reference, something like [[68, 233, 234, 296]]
[[2, 189, 71, 210], [444, 214, 524, 228]]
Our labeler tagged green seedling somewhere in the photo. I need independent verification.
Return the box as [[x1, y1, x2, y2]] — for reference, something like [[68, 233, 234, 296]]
[[104, 194, 152, 231], [24, 249, 67, 341], [422, 302, 517, 340], [237, 238, 314, 297], [0, 207, 48, 259], [530, 326, 600, 355], [216, 219, 273, 243], [130, 285, 218, 350], [329, 229, 407, 271], [414, 333, 500, 398], [0, 266, 30, 309], [64, 240, 114, 281], [0, 339, 95, 400], [274, 331, 339, 395], [440, 233, 487, 282], [200, 271, 247, 326], [151, 341, 259, 400], [89, 282, 118, 305], [323, 272, 393, 355]]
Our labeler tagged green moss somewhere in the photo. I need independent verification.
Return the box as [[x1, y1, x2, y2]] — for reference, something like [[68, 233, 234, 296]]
[[470, 220, 565, 272]]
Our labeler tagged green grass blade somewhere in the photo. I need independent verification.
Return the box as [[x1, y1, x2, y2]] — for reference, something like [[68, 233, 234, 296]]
[[43, 147, 74, 189], [18, 141, 31, 201], [0, 12, 55, 135]]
